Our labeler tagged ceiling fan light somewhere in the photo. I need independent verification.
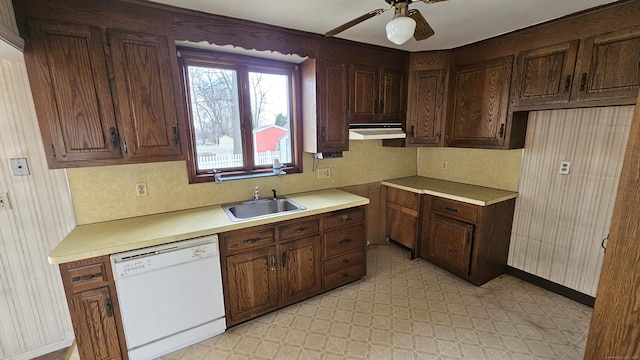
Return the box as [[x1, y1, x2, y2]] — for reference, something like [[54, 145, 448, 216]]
[[385, 15, 416, 45]]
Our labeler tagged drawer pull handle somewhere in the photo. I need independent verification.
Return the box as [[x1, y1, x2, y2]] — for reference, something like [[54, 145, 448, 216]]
[[244, 237, 260, 244], [445, 207, 458, 213], [281, 252, 286, 267], [294, 227, 307, 233], [339, 238, 352, 245], [72, 273, 102, 282], [271, 255, 276, 271], [341, 258, 351, 264], [340, 216, 351, 223], [340, 273, 350, 279]]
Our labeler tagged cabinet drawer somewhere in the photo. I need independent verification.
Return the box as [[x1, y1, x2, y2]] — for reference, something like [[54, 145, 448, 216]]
[[324, 263, 365, 290], [279, 217, 320, 242], [323, 208, 365, 231], [222, 227, 275, 255], [63, 262, 108, 293], [431, 197, 478, 223], [386, 187, 420, 210], [324, 249, 364, 274], [324, 224, 366, 258]]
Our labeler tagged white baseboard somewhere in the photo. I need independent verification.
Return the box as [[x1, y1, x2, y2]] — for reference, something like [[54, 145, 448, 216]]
[[5, 335, 75, 360]]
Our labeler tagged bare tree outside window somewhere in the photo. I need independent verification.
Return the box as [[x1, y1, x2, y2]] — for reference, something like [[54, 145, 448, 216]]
[[179, 49, 299, 181]]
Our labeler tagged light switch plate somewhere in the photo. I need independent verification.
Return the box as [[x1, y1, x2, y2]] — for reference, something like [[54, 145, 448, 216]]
[[559, 161, 571, 175], [10, 158, 30, 176], [0, 192, 11, 210]]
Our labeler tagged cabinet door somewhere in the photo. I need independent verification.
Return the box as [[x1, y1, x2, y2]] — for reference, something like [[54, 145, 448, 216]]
[[448, 56, 513, 147], [317, 60, 349, 152], [407, 69, 445, 146], [27, 20, 121, 166], [225, 246, 279, 324], [427, 213, 474, 278], [70, 287, 123, 360], [349, 64, 379, 123], [386, 202, 418, 252], [108, 30, 182, 159], [379, 67, 405, 123], [280, 236, 322, 304], [514, 40, 579, 107], [572, 26, 640, 103]]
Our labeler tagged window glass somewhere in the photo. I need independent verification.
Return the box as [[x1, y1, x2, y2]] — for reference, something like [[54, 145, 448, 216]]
[[186, 66, 243, 172], [248, 71, 292, 165], [179, 49, 302, 183]]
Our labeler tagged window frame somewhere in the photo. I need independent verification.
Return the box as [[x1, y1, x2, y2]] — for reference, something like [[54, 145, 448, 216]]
[[177, 47, 303, 183]]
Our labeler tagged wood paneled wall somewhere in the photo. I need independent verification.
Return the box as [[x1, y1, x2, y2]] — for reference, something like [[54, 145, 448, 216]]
[[508, 106, 634, 296], [0, 59, 76, 358], [339, 182, 386, 245]]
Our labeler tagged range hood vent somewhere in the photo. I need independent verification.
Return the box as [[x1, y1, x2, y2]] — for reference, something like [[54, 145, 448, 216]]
[[349, 123, 406, 140]]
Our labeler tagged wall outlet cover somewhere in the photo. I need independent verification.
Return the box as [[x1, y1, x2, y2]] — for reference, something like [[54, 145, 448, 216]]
[[559, 161, 571, 175], [10, 158, 30, 176]]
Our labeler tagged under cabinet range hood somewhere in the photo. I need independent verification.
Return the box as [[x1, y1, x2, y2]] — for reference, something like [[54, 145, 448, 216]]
[[349, 123, 407, 140]]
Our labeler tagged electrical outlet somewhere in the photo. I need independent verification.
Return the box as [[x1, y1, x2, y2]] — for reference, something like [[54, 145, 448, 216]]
[[0, 192, 11, 210], [318, 168, 330, 179], [136, 183, 148, 197], [559, 161, 571, 175], [441, 161, 448, 170]]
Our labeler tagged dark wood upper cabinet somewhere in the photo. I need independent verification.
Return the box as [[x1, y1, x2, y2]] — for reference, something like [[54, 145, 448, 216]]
[[108, 30, 182, 159], [406, 69, 446, 146], [349, 64, 405, 124], [572, 25, 640, 103], [302, 58, 349, 153], [513, 40, 579, 107], [26, 20, 122, 165], [447, 55, 514, 148], [22, 11, 185, 168]]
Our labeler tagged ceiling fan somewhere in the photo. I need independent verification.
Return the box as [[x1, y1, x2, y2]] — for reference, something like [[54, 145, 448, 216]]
[[325, 0, 448, 45]]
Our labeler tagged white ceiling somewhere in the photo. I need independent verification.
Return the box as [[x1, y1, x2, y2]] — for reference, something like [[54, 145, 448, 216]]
[[151, 0, 618, 52]]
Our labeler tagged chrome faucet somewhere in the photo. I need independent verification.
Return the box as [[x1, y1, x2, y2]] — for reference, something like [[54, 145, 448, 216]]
[[253, 186, 260, 201]]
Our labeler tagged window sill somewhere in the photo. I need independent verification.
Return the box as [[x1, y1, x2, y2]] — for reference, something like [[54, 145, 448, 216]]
[[215, 170, 288, 183]]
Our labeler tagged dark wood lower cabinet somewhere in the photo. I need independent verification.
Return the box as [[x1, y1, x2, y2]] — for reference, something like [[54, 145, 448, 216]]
[[385, 186, 420, 258], [225, 246, 280, 323], [59, 256, 127, 360], [427, 213, 474, 278], [70, 287, 123, 360], [384, 184, 516, 286], [280, 236, 322, 305], [422, 196, 516, 285], [221, 207, 366, 327]]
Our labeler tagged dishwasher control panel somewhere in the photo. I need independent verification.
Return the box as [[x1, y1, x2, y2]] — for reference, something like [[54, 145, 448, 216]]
[[111, 235, 219, 278]]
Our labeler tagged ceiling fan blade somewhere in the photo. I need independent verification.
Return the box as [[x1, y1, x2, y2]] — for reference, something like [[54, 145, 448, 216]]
[[408, 9, 435, 41], [325, 8, 387, 37]]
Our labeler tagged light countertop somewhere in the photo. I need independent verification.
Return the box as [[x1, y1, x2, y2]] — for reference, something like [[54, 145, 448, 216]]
[[49, 188, 369, 264], [381, 176, 518, 206]]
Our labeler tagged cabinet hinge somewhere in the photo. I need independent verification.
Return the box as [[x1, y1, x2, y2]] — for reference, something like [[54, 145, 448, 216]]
[[499, 124, 505, 138], [123, 142, 128, 155], [51, 145, 56, 158], [172, 127, 179, 145], [177, 50, 181, 58], [105, 298, 113, 318]]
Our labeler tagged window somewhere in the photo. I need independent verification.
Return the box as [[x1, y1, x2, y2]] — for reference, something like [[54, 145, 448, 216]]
[[178, 48, 302, 183]]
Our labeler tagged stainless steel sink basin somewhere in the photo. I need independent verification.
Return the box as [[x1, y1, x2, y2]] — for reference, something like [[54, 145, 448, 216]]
[[222, 198, 306, 221]]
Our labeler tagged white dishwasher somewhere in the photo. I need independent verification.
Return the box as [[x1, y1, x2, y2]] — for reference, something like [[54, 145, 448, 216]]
[[110, 235, 226, 360]]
